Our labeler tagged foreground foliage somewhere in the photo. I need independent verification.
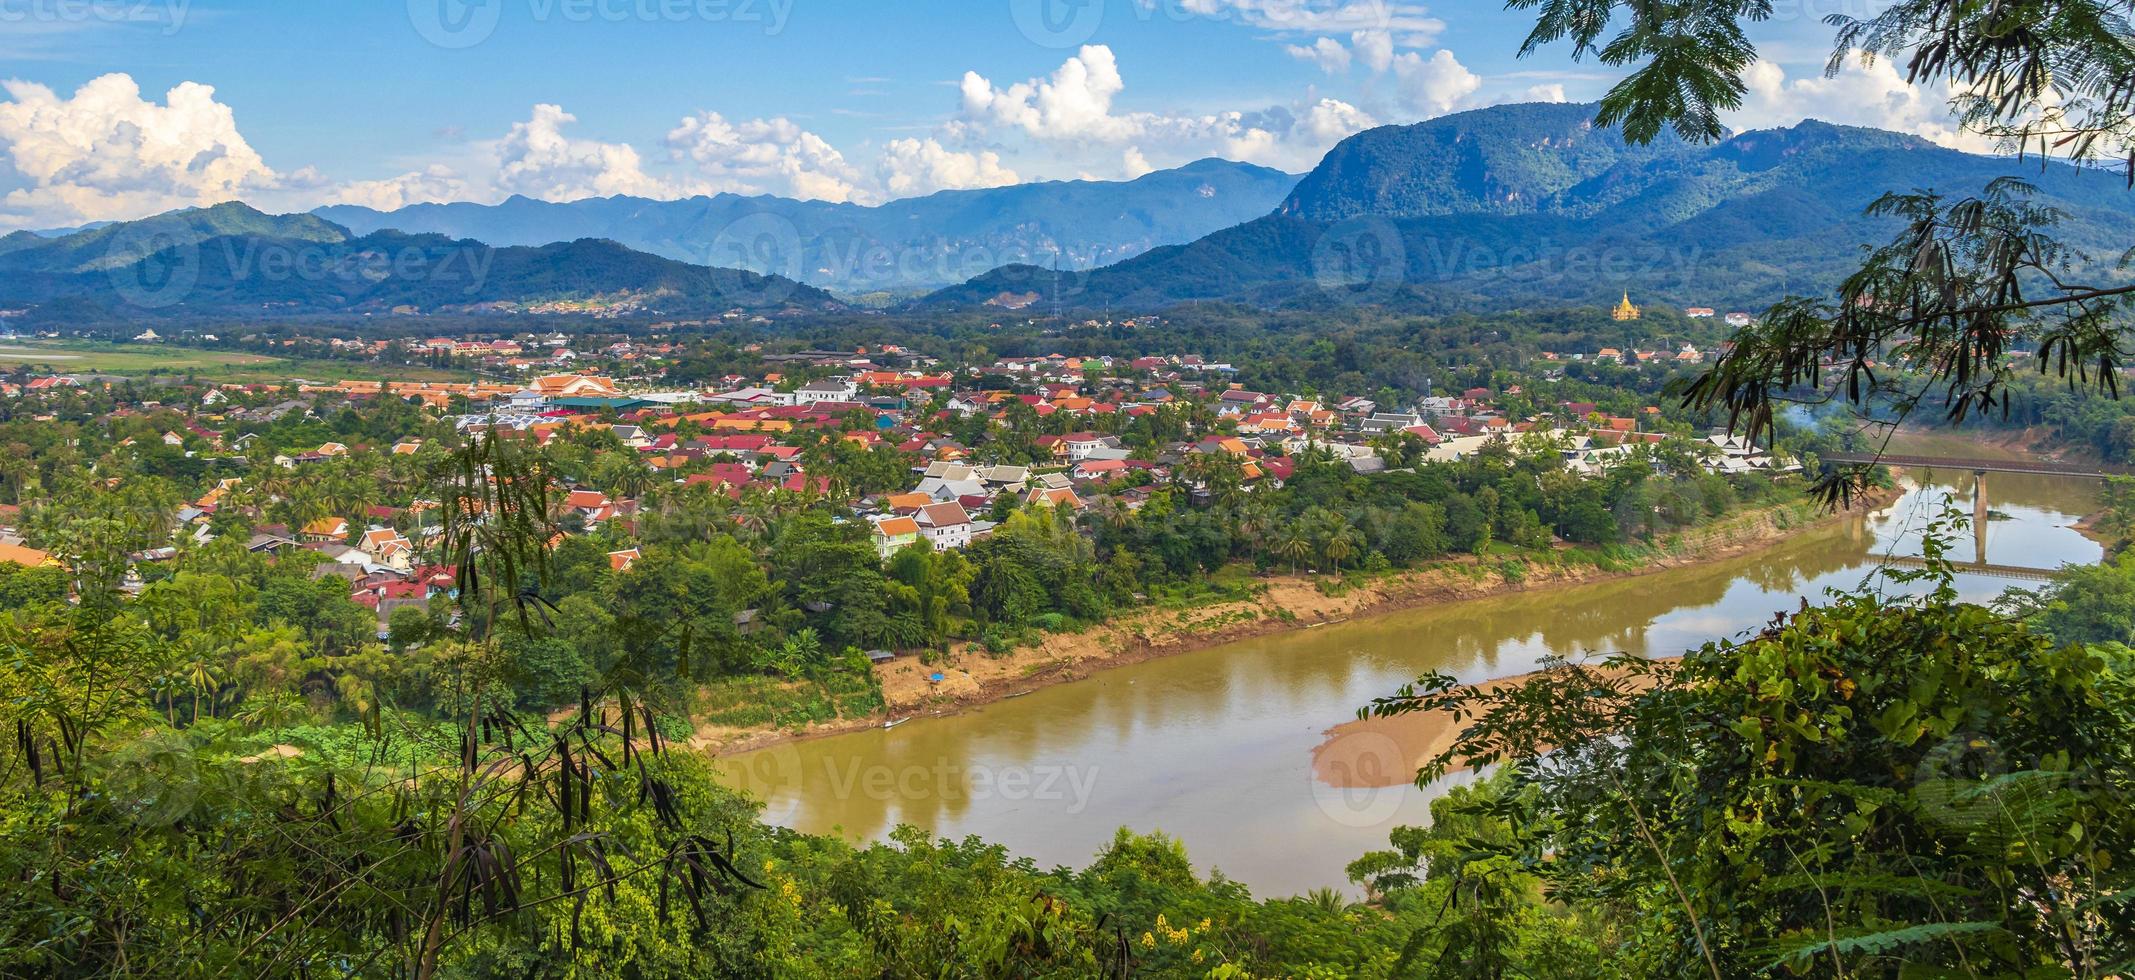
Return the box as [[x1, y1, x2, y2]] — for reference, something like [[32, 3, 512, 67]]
[[0, 592, 1587, 977], [1369, 568, 2135, 977]]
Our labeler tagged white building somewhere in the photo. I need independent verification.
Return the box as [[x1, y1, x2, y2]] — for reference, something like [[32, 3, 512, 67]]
[[915, 501, 976, 549], [795, 379, 859, 404]]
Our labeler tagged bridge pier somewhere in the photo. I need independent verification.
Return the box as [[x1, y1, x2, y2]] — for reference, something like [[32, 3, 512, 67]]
[[1974, 470, 1988, 565]]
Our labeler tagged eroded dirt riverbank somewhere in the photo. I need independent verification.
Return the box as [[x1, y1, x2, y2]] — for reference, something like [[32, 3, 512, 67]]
[[697, 490, 1896, 756]]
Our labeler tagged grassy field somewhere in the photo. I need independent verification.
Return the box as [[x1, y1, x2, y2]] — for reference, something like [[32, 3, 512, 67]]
[[0, 340, 462, 383]]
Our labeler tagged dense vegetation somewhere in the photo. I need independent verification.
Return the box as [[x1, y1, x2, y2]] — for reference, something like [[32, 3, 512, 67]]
[[1361, 555, 2135, 975], [3, 442, 2129, 975]]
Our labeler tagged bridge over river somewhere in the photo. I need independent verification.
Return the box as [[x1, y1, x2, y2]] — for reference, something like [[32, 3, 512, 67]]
[[1819, 452, 2119, 570], [1874, 556, 2064, 583], [1820, 453, 2134, 479]]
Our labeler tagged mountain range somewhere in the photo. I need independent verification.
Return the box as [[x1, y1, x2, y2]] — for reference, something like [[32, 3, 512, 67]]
[[9, 103, 2132, 323], [925, 102, 2135, 313], [0, 203, 836, 318], [315, 159, 1300, 297]]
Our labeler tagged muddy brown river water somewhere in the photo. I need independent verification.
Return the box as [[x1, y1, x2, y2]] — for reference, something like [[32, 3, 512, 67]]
[[721, 464, 2103, 896]]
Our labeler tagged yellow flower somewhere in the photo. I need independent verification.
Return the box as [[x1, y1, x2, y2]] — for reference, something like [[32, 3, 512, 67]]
[[1140, 931, 1156, 949]]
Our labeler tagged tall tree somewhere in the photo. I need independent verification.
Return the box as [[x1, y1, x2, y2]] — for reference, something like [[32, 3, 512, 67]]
[[1513, 0, 2135, 501]]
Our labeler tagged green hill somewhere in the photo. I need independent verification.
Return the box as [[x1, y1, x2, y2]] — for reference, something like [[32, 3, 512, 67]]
[[0, 204, 839, 317], [925, 108, 2135, 314], [2, 202, 347, 274]]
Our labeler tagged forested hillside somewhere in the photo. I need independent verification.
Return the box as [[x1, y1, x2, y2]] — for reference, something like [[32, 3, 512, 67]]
[[0, 204, 839, 317], [927, 109, 2135, 313]]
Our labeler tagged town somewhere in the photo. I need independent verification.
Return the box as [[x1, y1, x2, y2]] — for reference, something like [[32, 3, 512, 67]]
[[0, 313, 1801, 652]]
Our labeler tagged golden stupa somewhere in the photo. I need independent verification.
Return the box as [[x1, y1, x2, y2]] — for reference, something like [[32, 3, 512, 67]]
[[1611, 290, 1641, 321]]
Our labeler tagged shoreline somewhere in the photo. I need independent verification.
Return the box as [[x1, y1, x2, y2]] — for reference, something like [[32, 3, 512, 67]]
[[696, 487, 1902, 757], [1311, 659, 1674, 788]]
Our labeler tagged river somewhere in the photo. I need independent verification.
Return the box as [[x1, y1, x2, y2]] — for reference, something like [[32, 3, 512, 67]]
[[719, 464, 2104, 897]]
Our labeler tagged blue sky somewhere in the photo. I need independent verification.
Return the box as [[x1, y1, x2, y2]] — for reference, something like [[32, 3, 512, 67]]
[[0, 0, 1978, 230]]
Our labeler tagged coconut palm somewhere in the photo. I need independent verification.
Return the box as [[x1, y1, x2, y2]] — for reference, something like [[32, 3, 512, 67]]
[[1273, 526, 1313, 574], [1234, 500, 1274, 559], [184, 658, 225, 724], [1303, 887, 1352, 915], [1321, 523, 1360, 573], [232, 690, 309, 731]]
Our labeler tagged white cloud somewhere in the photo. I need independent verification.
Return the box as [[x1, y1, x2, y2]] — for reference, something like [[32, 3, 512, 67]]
[[492, 103, 676, 201], [323, 165, 467, 211], [1122, 146, 1155, 178], [1161, 0, 1444, 47], [877, 138, 1019, 197], [1392, 49, 1481, 116], [0, 43, 1476, 232], [951, 47, 1385, 177], [960, 45, 1134, 142], [1351, 29, 1394, 73], [664, 111, 862, 202], [0, 73, 278, 228], [1286, 37, 1351, 74], [1731, 56, 1992, 152], [1300, 97, 1379, 142], [1518, 83, 1568, 104]]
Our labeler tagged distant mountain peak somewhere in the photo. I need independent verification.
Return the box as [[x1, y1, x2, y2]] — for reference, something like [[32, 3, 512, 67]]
[[310, 158, 1302, 293], [925, 106, 2135, 315], [1276, 101, 1701, 222]]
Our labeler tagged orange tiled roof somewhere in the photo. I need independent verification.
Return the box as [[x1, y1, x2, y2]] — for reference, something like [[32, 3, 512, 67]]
[[0, 541, 53, 567]]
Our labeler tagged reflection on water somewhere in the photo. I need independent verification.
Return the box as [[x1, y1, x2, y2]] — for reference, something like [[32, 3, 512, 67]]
[[720, 469, 2103, 898]]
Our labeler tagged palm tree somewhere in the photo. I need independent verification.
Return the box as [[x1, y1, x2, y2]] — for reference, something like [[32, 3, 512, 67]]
[[233, 690, 308, 731], [0, 449, 33, 504], [322, 465, 372, 522], [1235, 501, 1273, 559], [1321, 524, 1359, 573], [1303, 887, 1352, 915], [275, 484, 327, 534], [734, 495, 773, 545], [1273, 526, 1313, 574], [613, 458, 652, 501], [185, 658, 224, 724]]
